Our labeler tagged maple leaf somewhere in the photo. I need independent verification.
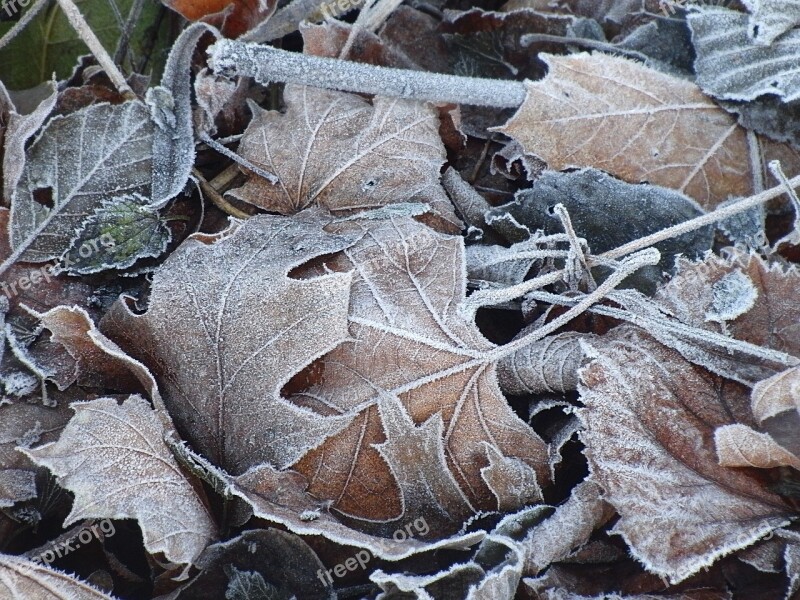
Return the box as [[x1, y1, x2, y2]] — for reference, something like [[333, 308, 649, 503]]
[[101, 212, 357, 474], [23, 395, 218, 570], [0, 554, 118, 599], [228, 85, 461, 232], [578, 329, 794, 583], [494, 52, 800, 209], [291, 216, 549, 532]]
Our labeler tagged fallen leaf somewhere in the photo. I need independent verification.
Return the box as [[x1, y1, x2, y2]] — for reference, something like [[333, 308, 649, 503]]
[[0, 553, 118, 599], [292, 216, 549, 530], [162, 0, 277, 38], [742, 0, 800, 45], [101, 212, 357, 474], [578, 330, 794, 583], [689, 6, 800, 102], [494, 52, 798, 209], [228, 85, 461, 232], [715, 423, 800, 469], [752, 365, 800, 422], [23, 395, 218, 570]]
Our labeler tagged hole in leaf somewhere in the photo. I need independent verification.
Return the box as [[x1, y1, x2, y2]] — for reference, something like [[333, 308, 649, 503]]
[[32, 187, 54, 209]]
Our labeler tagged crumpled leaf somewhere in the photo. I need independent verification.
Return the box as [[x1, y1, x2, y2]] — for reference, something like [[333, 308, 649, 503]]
[[497, 331, 596, 396], [22, 395, 218, 570], [485, 168, 713, 289], [101, 212, 357, 474], [10, 101, 154, 264], [521, 478, 615, 576], [0, 553, 118, 599], [291, 216, 549, 532], [714, 423, 800, 469], [59, 194, 171, 275], [494, 53, 797, 209], [688, 6, 800, 102], [228, 85, 460, 232], [742, 0, 800, 45], [578, 330, 794, 584], [752, 364, 800, 422]]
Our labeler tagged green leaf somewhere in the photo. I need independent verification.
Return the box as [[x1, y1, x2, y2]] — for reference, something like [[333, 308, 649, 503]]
[[58, 193, 171, 274], [0, 0, 171, 90]]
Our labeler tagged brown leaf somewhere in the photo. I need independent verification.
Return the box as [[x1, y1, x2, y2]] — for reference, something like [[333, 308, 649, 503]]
[[495, 53, 800, 209], [228, 85, 461, 233], [163, 0, 277, 38], [0, 553, 118, 599], [715, 424, 800, 470], [655, 250, 800, 358], [752, 365, 800, 422], [23, 395, 218, 570], [101, 212, 357, 474], [292, 216, 549, 532], [578, 330, 794, 583]]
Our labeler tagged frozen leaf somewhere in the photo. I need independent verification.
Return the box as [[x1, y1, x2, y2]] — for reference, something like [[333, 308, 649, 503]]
[[497, 331, 597, 396], [688, 7, 800, 102], [178, 529, 329, 600], [465, 243, 538, 286], [752, 365, 800, 422], [101, 212, 357, 474], [704, 269, 758, 323], [480, 444, 543, 511], [494, 53, 791, 209], [59, 194, 171, 275], [149, 23, 218, 206], [228, 85, 460, 233], [715, 424, 800, 469], [656, 250, 800, 359], [485, 169, 712, 289], [10, 101, 154, 264], [0, 553, 118, 599], [23, 395, 218, 569], [372, 394, 475, 532], [724, 95, 800, 150], [578, 331, 794, 583], [521, 478, 615, 576], [742, 0, 800, 45], [292, 216, 549, 529]]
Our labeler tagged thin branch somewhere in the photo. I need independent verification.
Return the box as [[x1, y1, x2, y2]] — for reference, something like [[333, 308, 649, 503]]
[[0, 0, 49, 52], [198, 131, 278, 183], [54, 0, 133, 98], [207, 40, 527, 108], [520, 33, 651, 63], [114, 0, 146, 66], [489, 248, 661, 361], [192, 168, 251, 219]]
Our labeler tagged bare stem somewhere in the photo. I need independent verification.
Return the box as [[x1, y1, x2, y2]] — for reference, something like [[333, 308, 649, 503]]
[[207, 40, 527, 108], [54, 0, 133, 98]]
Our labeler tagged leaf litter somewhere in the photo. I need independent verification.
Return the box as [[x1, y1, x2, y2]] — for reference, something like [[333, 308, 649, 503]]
[[0, 0, 799, 598]]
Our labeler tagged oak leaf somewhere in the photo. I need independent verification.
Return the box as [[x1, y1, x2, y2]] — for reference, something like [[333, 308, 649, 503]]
[[291, 216, 549, 532], [101, 212, 357, 474]]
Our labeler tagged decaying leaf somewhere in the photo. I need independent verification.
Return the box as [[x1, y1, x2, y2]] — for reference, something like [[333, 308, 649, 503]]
[[689, 6, 800, 102], [578, 330, 794, 583], [163, 0, 277, 38], [23, 395, 218, 570], [228, 85, 461, 232], [10, 101, 154, 264], [292, 216, 549, 531], [0, 553, 118, 599], [494, 53, 797, 209], [752, 365, 800, 422], [715, 423, 800, 469], [742, 0, 800, 45], [102, 212, 357, 474]]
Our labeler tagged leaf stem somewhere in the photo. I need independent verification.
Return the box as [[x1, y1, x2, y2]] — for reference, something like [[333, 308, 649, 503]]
[[207, 39, 528, 108]]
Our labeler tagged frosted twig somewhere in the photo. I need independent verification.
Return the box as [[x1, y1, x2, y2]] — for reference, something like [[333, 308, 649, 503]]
[[54, 0, 133, 98], [340, 0, 403, 58], [489, 248, 661, 360], [241, 0, 321, 42], [520, 33, 651, 63], [553, 203, 595, 291], [769, 160, 800, 211], [198, 131, 278, 183], [207, 40, 527, 107], [0, 0, 48, 52], [114, 0, 146, 65], [192, 168, 251, 219]]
